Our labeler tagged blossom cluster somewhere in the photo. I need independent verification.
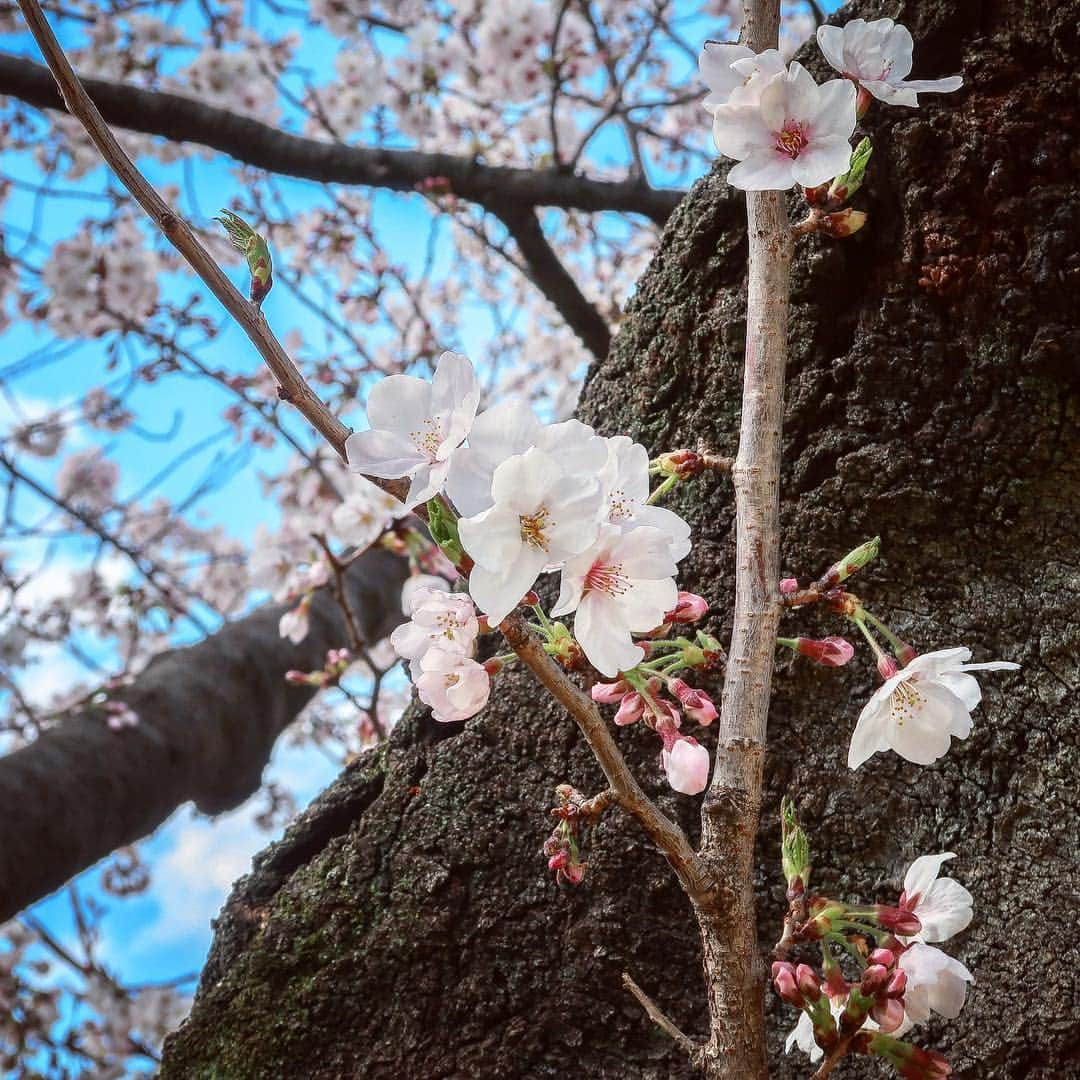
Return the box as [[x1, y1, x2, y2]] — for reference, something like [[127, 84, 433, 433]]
[[353, 350, 727, 795], [700, 18, 963, 191], [778, 811, 975, 1076]]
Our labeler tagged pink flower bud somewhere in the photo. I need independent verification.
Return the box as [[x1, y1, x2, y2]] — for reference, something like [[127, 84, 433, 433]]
[[661, 736, 711, 795], [875, 905, 922, 936], [547, 850, 569, 872], [886, 970, 907, 997], [613, 692, 645, 726], [869, 948, 896, 968], [482, 658, 504, 676], [794, 636, 856, 667], [869, 997, 906, 1034], [860, 964, 890, 996], [666, 592, 709, 624], [795, 964, 821, 1002], [877, 655, 899, 679], [669, 679, 718, 725], [779, 577, 799, 596], [771, 963, 804, 1008], [591, 679, 629, 704]]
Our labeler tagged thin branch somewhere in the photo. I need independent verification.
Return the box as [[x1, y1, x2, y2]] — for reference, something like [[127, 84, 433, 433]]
[[0, 52, 685, 225], [12, 5, 365, 469], [694, 0, 790, 1075], [622, 971, 701, 1060]]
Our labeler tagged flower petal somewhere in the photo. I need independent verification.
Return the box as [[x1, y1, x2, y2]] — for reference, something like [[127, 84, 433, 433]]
[[345, 428, 425, 479], [727, 151, 796, 191]]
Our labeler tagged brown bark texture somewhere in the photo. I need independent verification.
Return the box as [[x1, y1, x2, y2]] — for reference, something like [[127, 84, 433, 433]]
[[162, 1, 1080, 1076]]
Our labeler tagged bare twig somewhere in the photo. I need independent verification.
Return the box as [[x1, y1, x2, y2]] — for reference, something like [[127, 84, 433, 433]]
[[622, 971, 701, 1060], [15, 1, 361, 467]]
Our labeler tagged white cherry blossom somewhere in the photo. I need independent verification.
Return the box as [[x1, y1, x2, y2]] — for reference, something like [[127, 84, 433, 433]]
[[458, 447, 603, 625], [345, 351, 480, 509], [710, 61, 856, 190], [817, 18, 963, 108], [901, 852, 973, 944], [390, 587, 479, 664], [848, 646, 1020, 769], [898, 942, 974, 1027], [414, 646, 490, 723], [445, 397, 606, 517], [600, 435, 691, 561], [699, 42, 786, 111], [329, 478, 404, 548], [552, 524, 678, 676]]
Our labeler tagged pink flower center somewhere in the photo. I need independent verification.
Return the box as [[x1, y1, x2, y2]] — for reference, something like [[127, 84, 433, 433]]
[[584, 560, 628, 598], [775, 122, 809, 159]]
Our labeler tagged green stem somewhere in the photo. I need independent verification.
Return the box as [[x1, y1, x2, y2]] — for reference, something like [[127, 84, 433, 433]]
[[645, 475, 678, 505]]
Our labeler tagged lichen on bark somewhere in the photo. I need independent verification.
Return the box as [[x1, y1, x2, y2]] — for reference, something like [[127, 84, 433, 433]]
[[163, 1, 1080, 1075]]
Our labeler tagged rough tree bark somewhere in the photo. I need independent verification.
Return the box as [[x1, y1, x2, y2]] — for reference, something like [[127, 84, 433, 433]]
[[163, 1, 1079, 1076], [0, 548, 407, 923]]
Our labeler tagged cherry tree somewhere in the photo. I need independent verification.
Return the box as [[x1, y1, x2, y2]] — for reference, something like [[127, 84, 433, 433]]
[[0, 0, 1069, 1077]]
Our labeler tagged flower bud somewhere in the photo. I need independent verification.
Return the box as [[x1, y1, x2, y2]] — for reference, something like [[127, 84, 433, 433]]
[[666, 591, 709, 623], [591, 679, 629, 704], [792, 636, 856, 667], [613, 692, 645, 726], [771, 962, 804, 1008], [869, 997, 906, 1034], [482, 658, 504, 677], [896, 642, 919, 666], [821, 537, 880, 588], [655, 449, 703, 477], [869, 947, 897, 968], [795, 964, 822, 1002], [860, 964, 890, 996], [669, 679, 718, 725], [886, 969, 907, 997], [779, 577, 800, 596]]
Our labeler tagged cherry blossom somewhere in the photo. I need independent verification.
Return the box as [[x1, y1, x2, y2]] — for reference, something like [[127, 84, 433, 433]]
[[599, 436, 691, 561], [458, 447, 603, 625], [817, 18, 964, 108], [710, 61, 856, 190], [345, 351, 480, 509], [329, 478, 403, 547], [661, 736, 711, 795], [55, 448, 120, 514], [900, 853, 973, 944], [445, 397, 606, 518], [898, 942, 974, 1028], [553, 525, 678, 676], [847, 646, 1019, 769], [699, 42, 785, 111], [390, 586, 479, 665], [414, 646, 491, 723]]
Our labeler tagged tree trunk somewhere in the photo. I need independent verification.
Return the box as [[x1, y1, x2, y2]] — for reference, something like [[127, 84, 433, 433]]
[[161, 1, 1080, 1076]]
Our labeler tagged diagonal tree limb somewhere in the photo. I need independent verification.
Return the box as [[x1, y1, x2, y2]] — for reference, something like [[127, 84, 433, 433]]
[[0, 546, 409, 923], [493, 201, 613, 361]]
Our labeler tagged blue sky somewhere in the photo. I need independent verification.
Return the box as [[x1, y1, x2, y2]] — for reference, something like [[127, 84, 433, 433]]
[[0, 0, 841, 1067]]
